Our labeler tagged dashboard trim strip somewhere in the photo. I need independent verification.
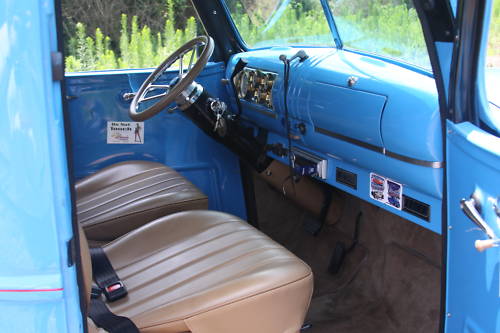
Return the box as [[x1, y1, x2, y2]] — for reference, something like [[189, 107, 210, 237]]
[[314, 127, 444, 169]]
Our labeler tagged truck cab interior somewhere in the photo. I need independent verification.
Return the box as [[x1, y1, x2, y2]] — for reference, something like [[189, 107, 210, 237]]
[[53, 0, 499, 332]]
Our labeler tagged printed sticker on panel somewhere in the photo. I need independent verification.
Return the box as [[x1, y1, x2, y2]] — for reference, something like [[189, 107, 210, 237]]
[[369, 173, 403, 210], [107, 121, 144, 144]]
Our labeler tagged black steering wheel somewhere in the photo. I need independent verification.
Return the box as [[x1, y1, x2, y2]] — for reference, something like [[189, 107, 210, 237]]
[[129, 36, 214, 121]]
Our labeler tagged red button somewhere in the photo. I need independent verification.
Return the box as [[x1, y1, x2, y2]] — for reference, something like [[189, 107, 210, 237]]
[[106, 283, 122, 292]]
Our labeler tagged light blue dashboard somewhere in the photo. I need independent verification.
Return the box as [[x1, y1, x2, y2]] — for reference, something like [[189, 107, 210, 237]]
[[225, 47, 444, 234]]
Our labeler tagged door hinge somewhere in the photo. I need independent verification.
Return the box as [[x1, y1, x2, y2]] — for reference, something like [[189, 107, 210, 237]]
[[51, 51, 64, 81]]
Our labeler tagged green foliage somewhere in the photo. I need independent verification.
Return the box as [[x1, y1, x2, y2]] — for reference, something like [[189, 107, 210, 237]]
[[66, 13, 197, 72], [486, 0, 500, 67], [65, 0, 500, 72], [231, 1, 332, 47], [330, 1, 429, 67]]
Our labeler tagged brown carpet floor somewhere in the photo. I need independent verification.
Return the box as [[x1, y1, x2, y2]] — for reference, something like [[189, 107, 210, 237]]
[[253, 175, 442, 333]]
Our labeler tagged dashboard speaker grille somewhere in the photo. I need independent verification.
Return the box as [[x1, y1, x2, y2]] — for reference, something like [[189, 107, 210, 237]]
[[403, 195, 430, 221], [336, 168, 357, 189]]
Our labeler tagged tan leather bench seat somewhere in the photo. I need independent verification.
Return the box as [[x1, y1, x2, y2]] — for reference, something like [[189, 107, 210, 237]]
[[83, 210, 313, 333], [76, 161, 208, 241]]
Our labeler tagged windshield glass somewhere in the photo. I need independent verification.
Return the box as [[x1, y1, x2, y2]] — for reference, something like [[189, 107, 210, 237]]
[[223, 0, 336, 48], [327, 0, 431, 70], [223, 0, 432, 71]]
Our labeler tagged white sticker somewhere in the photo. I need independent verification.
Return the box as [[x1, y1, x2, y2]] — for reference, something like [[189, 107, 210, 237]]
[[369, 173, 403, 210], [107, 121, 144, 144]]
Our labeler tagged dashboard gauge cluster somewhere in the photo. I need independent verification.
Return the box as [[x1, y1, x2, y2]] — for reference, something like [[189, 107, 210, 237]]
[[233, 67, 277, 110]]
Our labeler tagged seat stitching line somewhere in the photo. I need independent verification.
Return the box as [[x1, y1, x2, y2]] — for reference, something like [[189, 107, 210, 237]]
[[78, 181, 188, 222], [119, 233, 269, 281], [77, 166, 169, 194], [136, 271, 313, 328], [117, 243, 283, 313], [114, 223, 255, 272], [81, 196, 207, 231], [77, 170, 176, 206]]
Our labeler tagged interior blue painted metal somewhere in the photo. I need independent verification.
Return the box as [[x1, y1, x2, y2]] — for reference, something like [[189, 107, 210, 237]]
[[445, 121, 500, 332], [65, 63, 247, 218], [0, 0, 83, 331], [1, 0, 499, 330], [226, 47, 444, 233]]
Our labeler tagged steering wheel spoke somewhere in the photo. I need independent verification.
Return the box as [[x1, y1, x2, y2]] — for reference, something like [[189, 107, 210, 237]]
[[149, 84, 171, 90], [140, 91, 169, 103], [187, 48, 196, 72], [179, 52, 184, 77]]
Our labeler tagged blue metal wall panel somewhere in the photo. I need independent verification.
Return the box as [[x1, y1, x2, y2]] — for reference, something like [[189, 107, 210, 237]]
[[65, 63, 247, 218], [225, 47, 443, 233]]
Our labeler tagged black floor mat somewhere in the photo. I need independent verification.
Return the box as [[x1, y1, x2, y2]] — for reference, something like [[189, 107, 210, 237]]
[[253, 175, 441, 333]]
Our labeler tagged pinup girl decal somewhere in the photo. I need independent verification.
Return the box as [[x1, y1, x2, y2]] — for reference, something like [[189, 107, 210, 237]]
[[134, 123, 142, 143]]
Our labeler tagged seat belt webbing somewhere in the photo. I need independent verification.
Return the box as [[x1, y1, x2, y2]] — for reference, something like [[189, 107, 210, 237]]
[[89, 297, 139, 333], [90, 247, 127, 302]]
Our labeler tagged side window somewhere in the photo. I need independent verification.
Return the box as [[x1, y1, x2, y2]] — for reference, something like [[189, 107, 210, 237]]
[[328, 0, 431, 70], [485, 0, 499, 109], [62, 0, 204, 72]]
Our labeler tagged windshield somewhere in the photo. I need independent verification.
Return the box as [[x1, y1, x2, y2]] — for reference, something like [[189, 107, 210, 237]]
[[223, 0, 432, 71], [223, 0, 336, 48], [327, 0, 431, 70]]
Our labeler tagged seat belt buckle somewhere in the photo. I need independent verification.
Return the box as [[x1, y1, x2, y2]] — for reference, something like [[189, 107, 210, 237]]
[[91, 286, 103, 299], [103, 281, 127, 302]]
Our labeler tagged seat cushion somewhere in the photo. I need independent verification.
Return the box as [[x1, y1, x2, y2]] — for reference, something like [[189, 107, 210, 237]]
[[102, 210, 313, 333], [76, 161, 208, 241]]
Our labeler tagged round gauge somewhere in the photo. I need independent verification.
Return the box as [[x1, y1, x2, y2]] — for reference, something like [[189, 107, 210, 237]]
[[268, 87, 274, 109], [260, 91, 268, 104], [266, 73, 275, 90], [251, 90, 259, 102], [248, 70, 255, 92], [238, 71, 249, 98], [260, 75, 266, 86]]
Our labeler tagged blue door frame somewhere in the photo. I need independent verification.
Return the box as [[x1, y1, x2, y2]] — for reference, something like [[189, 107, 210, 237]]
[[0, 0, 84, 331], [442, 0, 500, 332]]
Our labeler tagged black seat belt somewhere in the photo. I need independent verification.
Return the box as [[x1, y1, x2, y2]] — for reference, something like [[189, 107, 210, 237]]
[[89, 247, 139, 332], [90, 247, 127, 302], [89, 294, 139, 333]]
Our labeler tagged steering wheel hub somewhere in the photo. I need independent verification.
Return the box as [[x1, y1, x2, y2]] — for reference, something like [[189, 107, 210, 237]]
[[175, 81, 204, 110]]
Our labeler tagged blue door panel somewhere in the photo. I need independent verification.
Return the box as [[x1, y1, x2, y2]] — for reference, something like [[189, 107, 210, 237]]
[[445, 121, 500, 332], [0, 296, 67, 333], [65, 63, 246, 218]]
